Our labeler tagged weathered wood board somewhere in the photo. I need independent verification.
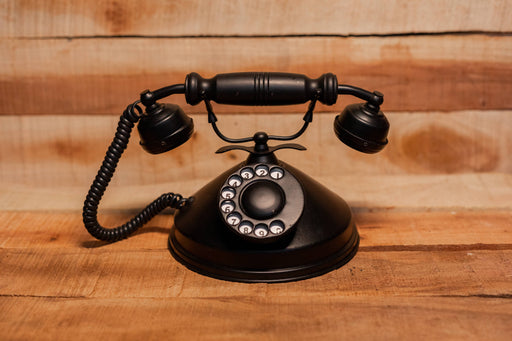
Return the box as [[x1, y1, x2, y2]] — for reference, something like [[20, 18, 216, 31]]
[[1, 35, 511, 114], [1, 210, 511, 340], [1, 112, 511, 188], [2, 0, 511, 38]]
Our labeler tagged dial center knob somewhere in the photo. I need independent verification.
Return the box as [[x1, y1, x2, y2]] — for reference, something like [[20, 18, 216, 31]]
[[240, 180, 285, 220]]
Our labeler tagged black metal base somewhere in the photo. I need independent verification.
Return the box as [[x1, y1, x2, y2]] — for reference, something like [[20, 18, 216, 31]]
[[168, 160, 359, 283]]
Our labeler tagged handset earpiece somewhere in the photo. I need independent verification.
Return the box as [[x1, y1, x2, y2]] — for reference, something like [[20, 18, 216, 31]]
[[333, 102, 389, 154], [137, 102, 194, 154]]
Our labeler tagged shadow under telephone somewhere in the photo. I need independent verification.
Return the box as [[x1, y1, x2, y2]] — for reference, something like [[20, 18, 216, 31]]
[[82, 72, 389, 283]]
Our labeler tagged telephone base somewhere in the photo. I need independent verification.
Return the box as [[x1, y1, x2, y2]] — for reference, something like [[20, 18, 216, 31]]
[[168, 160, 359, 283], [169, 225, 358, 283]]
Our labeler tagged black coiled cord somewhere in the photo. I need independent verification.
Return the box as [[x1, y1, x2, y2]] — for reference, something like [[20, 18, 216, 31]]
[[82, 102, 190, 242]]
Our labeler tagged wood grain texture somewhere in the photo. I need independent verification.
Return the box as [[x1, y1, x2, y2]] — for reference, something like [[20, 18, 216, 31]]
[[0, 112, 510, 190], [2, 210, 511, 250], [2, 173, 512, 212], [1, 210, 511, 340], [1, 35, 511, 114], [1, 0, 511, 38], [5, 247, 510, 298], [1, 211, 511, 299], [1, 296, 510, 341]]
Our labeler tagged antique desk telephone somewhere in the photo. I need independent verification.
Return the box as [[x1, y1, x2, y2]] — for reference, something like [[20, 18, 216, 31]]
[[83, 72, 389, 283]]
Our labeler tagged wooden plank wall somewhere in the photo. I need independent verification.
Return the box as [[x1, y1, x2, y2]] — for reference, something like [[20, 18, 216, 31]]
[[0, 0, 511, 209]]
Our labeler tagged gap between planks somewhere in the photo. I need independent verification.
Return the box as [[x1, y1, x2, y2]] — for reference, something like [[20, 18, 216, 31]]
[[15, 31, 512, 40]]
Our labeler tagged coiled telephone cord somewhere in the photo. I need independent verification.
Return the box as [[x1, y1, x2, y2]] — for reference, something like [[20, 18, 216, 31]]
[[82, 102, 190, 242]]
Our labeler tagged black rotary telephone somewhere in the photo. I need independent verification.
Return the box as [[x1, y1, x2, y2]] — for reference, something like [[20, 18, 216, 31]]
[[83, 72, 389, 283]]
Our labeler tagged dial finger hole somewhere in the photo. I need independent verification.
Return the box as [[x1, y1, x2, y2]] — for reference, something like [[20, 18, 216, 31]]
[[238, 221, 254, 234], [240, 167, 255, 180], [226, 212, 242, 226], [255, 165, 269, 177], [221, 187, 236, 199], [254, 224, 269, 237], [269, 220, 285, 234], [220, 200, 235, 213], [228, 175, 243, 187], [270, 167, 284, 180]]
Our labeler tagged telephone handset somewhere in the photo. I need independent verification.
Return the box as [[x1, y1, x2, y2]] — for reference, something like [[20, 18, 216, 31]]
[[83, 72, 389, 282]]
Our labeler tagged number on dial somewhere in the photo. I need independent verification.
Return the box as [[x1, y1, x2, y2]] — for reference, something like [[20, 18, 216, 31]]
[[240, 168, 255, 180], [221, 187, 236, 199], [238, 221, 254, 234], [220, 200, 235, 213], [254, 224, 269, 237], [255, 165, 269, 177], [270, 167, 284, 180], [228, 175, 243, 187], [269, 220, 285, 234], [227, 212, 242, 226]]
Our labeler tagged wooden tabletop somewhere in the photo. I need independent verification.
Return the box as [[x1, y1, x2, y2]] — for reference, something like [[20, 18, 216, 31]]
[[1, 174, 511, 340]]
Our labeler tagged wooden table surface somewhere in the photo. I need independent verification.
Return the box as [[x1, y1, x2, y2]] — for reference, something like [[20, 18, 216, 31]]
[[1, 174, 511, 340]]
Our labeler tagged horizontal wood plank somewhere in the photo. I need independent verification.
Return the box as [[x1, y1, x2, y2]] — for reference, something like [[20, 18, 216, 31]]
[[1, 245, 511, 299], [1, 35, 511, 113], [0, 112, 511, 197], [2, 206, 511, 340], [1, 296, 511, 341], [2, 173, 512, 212], [1, 210, 511, 298], [2, 211, 511, 250], [1, 0, 511, 38], [2, 209, 511, 339]]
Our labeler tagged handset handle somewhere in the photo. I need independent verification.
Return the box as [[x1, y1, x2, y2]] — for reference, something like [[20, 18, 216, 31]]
[[184, 72, 338, 106]]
